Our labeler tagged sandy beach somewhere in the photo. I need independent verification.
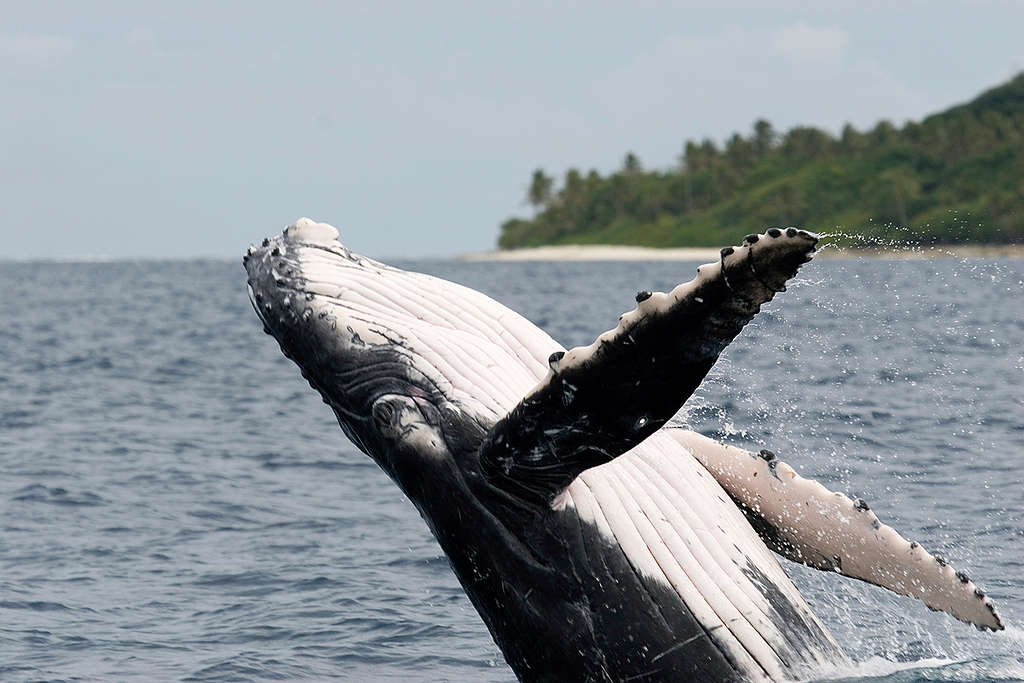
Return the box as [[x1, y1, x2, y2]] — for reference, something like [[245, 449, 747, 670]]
[[460, 245, 722, 262], [460, 244, 1024, 262]]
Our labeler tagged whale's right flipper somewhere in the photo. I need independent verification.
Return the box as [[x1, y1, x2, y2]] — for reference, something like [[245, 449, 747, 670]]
[[478, 228, 819, 505], [670, 429, 1005, 631]]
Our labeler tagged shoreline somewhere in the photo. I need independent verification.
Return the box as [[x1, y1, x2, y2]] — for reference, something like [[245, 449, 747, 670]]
[[460, 243, 1024, 262], [4, 244, 1020, 265]]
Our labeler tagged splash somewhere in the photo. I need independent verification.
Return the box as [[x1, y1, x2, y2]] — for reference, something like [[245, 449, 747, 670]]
[[808, 655, 956, 682], [816, 223, 1014, 259], [809, 652, 1024, 682], [680, 230, 1022, 678]]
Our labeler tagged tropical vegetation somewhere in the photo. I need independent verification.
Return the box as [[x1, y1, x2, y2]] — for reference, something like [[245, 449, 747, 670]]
[[499, 73, 1024, 248]]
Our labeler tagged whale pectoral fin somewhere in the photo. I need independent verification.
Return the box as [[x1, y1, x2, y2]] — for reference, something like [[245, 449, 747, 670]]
[[669, 429, 1005, 631], [478, 229, 819, 505]]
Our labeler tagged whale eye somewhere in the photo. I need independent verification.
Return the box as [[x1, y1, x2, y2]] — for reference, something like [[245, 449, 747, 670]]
[[373, 400, 396, 428]]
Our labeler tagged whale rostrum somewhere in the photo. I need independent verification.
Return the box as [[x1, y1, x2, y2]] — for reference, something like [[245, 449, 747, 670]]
[[245, 218, 1003, 682]]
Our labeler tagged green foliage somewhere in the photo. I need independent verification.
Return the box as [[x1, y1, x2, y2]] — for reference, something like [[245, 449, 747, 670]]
[[526, 168, 554, 209], [500, 73, 1024, 248]]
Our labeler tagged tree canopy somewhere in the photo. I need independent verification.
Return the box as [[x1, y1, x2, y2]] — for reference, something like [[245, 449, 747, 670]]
[[500, 73, 1024, 249], [526, 168, 554, 209]]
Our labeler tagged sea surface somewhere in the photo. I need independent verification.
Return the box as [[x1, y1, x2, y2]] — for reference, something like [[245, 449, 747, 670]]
[[1, 254, 1022, 682]]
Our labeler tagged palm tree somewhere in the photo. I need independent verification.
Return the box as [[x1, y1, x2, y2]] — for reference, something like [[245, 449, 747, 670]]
[[527, 168, 553, 209], [752, 119, 776, 156], [622, 151, 642, 174]]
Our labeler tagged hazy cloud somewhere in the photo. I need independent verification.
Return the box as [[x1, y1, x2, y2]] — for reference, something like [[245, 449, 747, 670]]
[[125, 27, 157, 48], [0, 34, 74, 69], [590, 24, 898, 154], [771, 23, 849, 64]]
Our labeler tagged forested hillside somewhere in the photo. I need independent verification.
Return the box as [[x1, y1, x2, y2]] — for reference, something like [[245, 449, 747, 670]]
[[499, 74, 1024, 248]]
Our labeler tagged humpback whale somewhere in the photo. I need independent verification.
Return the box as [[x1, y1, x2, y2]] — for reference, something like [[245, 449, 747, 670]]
[[244, 219, 1003, 682]]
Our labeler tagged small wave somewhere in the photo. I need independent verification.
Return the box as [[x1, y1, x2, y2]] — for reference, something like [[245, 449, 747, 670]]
[[183, 655, 311, 681], [810, 656, 952, 681], [64, 353, 113, 369], [290, 576, 341, 592], [0, 408, 37, 429], [0, 600, 72, 611], [193, 570, 278, 588], [383, 554, 450, 570], [153, 357, 203, 379], [810, 654, 1024, 682], [260, 458, 354, 471], [12, 483, 105, 506]]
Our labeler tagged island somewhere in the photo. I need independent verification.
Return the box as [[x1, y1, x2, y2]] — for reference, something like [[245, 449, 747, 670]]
[[499, 73, 1023, 250]]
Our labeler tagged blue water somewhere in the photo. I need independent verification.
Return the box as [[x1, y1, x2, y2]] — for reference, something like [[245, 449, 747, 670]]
[[1, 256, 1021, 681]]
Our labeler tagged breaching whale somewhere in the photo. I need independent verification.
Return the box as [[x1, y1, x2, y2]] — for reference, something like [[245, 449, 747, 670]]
[[244, 219, 1003, 682]]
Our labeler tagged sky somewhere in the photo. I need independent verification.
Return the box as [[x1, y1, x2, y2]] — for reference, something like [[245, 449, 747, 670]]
[[2, 1, 1022, 259]]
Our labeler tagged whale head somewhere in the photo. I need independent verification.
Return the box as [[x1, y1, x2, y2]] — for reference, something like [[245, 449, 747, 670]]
[[243, 219, 545, 489]]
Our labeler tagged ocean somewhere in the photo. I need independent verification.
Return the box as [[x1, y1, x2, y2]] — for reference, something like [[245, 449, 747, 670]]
[[1, 255, 1021, 681]]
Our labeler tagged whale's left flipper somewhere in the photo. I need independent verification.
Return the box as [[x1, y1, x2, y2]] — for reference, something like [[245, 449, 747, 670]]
[[671, 429, 1005, 632], [479, 228, 819, 504]]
